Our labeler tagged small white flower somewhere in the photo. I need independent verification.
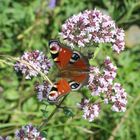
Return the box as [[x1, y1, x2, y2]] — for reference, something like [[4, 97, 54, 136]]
[[81, 101, 100, 122]]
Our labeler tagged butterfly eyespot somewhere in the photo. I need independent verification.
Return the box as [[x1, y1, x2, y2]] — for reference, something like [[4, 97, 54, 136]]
[[50, 42, 60, 54], [70, 51, 81, 63], [69, 81, 81, 90], [48, 91, 58, 101]]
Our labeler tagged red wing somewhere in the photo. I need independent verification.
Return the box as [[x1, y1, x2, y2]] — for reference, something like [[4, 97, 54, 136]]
[[49, 40, 72, 69], [72, 59, 89, 70], [72, 73, 87, 83], [48, 79, 71, 102], [49, 40, 89, 100], [58, 47, 72, 68], [69, 56, 89, 84], [57, 79, 71, 95]]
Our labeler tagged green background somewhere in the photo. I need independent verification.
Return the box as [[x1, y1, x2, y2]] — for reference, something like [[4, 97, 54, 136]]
[[0, 0, 140, 139]]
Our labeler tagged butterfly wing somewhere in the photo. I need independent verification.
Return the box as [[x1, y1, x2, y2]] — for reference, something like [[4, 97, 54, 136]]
[[47, 79, 71, 102], [49, 40, 72, 69], [68, 51, 89, 88], [49, 40, 89, 102]]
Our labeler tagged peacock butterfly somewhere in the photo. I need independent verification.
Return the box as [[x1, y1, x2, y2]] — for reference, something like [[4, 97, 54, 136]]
[[48, 40, 89, 102]]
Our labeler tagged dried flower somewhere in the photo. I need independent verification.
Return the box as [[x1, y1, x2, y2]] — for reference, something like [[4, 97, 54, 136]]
[[15, 124, 46, 140], [14, 50, 52, 79], [35, 81, 51, 101], [78, 98, 100, 122], [60, 9, 125, 53]]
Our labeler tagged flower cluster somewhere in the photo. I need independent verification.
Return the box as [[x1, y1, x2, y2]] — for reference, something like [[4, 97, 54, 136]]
[[60, 9, 125, 53], [111, 83, 127, 112], [35, 81, 51, 101], [15, 124, 46, 140], [77, 57, 127, 122], [14, 50, 52, 79], [88, 56, 127, 113], [78, 99, 100, 122], [89, 56, 117, 96]]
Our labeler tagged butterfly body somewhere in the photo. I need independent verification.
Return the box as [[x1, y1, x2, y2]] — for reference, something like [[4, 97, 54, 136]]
[[48, 40, 89, 102]]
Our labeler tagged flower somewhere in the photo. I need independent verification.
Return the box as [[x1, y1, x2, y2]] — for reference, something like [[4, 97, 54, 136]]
[[35, 81, 51, 101], [78, 99, 100, 122], [15, 124, 46, 140], [48, 0, 56, 9], [14, 50, 52, 79], [88, 56, 127, 112], [60, 9, 125, 53], [88, 56, 117, 96], [111, 83, 127, 112]]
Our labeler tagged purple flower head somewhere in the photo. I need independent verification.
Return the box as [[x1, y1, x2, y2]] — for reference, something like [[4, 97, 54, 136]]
[[35, 81, 51, 101], [15, 124, 46, 140], [78, 99, 100, 122], [14, 50, 52, 79], [48, 0, 56, 9], [88, 56, 127, 112], [111, 83, 127, 112], [88, 56, 117, 96], [60, 9, 125, 53]]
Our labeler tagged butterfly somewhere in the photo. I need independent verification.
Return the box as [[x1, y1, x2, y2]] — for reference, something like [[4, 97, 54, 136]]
[[47, 40, 89, 102]]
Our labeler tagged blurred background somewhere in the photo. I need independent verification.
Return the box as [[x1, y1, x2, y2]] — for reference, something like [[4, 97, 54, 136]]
[[0, 0, 140, 139]]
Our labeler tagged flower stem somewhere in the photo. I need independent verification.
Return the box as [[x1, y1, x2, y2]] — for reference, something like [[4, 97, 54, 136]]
[[38, 95, 68, 130]]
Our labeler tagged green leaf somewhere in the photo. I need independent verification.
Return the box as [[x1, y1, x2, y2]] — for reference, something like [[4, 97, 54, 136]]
[[23, 98, 38, 112], [63, 107, 74, 117], [41, 131, 47, 138], [41, 109, 48, 118], [4, 89, 19, 100]]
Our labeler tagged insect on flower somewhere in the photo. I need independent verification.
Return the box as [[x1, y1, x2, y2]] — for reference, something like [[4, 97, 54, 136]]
[[47, 40, 90, 102]]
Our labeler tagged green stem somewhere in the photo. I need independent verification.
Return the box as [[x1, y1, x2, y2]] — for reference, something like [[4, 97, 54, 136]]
[[38, 95, 68, 130], [0, 123, 25, 129]]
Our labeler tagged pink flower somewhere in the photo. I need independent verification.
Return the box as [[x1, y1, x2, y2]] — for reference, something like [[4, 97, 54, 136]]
[[78, 99, 100, 122], [111, 83, 127, 112], [88, 57, 127, 113], [14, 50, 52, 79], [15, 124, 46, 140], [60, 9, 125, 53], [35, 81, 51, 101], [88, 56, 117, 96]]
